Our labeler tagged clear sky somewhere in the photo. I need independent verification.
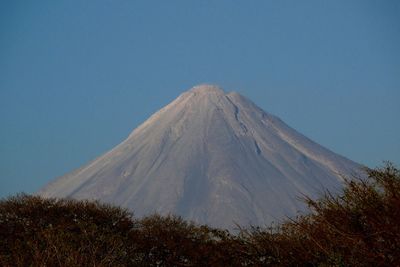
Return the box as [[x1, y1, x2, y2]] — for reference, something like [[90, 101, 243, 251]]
[[1, 1, 399, 198]]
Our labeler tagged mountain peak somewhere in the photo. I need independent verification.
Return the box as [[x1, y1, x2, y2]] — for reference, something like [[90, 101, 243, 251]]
[[189, 84, 224, 94]]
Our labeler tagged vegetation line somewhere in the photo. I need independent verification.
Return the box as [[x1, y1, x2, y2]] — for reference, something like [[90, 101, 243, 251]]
[[1, 163, 399, 266]]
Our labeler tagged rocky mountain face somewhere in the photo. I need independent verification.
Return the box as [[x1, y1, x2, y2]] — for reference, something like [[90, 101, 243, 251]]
[[39, 85, 361, 229]]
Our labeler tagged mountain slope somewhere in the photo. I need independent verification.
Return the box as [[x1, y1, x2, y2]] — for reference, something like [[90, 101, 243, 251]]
[[39, 85, 361, 229]]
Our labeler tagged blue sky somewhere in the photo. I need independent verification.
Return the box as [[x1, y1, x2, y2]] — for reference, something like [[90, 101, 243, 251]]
[[1, 1, 399, 198]]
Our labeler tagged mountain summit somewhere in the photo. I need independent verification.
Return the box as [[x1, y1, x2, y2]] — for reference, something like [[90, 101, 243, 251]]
[[39, 85, 361, 229]]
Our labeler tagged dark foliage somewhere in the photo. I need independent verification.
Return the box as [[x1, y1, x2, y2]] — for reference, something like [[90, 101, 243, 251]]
[[0, 195, 140, 266], [242, 163, 400, 266], [1, 163, 399, 266]]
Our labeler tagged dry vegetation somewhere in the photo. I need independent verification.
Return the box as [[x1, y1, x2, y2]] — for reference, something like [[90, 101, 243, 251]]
[[1, 163, 399, 266]]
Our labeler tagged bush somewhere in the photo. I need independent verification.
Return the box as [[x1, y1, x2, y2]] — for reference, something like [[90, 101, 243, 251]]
[[244, 163, 400, 266], [0, 163, 399, 266], [0, 195, 139, 266]]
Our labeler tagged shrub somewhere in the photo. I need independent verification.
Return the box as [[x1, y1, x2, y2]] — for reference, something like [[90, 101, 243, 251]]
[[0, 195, 139, 266], [0, 163, 398, 266], [245, 163, 400, 266]]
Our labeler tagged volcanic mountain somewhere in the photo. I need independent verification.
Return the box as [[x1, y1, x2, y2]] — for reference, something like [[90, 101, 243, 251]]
[[39, 85, 361, 229]]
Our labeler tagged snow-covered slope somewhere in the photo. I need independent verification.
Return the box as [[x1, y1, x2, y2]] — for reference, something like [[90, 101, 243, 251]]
[[39, 85, 362, 229]]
